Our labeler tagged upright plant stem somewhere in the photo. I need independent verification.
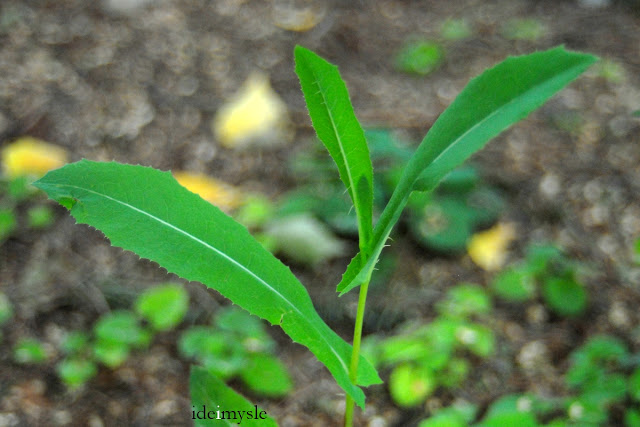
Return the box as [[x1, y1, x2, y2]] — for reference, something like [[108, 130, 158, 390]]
[[344, 279, 370, 427]]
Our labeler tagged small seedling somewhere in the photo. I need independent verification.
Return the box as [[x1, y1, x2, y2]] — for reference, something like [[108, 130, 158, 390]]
[[491, 244, 588, 317], [56, 331, 96, 388], [563, 335, 640, 426], [57, 357, 98, 389], [475, 394, 542, 427], [13, 337, 48, 364], [0, 174, 56, 243], [408, 167, 504, 252], [135, 283, 189, 331], [365, 283, 494, 408], [179, 306, 292, 397], [0, 208, 16, 241], [54, 285, 186, 388], [418, 334, 640, 426], [395, 39, 445, 76], [418, 403, 477, 427], [486, 336, 639, 426], [60, 331, 91, 355], [33, 45, 597, 425], [26, 205, 54, 229], [93, 310, 152, 368]]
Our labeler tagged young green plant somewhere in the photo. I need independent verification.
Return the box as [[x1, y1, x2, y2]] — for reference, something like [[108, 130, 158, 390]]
[[33, 45, 597, 426], [364, 283, 494, 408]]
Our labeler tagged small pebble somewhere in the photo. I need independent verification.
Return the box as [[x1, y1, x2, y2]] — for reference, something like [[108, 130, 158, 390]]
[[518, 341, 549, 371]]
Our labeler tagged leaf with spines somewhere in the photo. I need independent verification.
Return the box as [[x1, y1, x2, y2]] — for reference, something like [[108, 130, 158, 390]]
[[338, 46, 598, 295], [294, 46, 374, 254], [33, 160, 380, 408]]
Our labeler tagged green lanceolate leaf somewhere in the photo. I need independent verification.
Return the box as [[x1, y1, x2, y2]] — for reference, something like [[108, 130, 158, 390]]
[[338, 46, 598, 295], [294, 46, 374, 253], [190, 366, 278, 427], [34, 160, 380, 408]]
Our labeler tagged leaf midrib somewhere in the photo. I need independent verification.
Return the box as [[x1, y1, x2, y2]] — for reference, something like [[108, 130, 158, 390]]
[[410, 63, 588, 190], [54, 182, 349, 373], [343, 58, 591, 294], [309, 66, 366, 240]]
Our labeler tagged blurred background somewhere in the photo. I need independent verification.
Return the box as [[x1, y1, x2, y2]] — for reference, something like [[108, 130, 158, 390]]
[[1, 0, 640, 426]]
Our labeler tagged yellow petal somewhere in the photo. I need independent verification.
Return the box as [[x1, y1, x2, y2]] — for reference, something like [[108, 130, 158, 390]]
[[212, 72, 292, 149], [2, 137, 68, 179], [467, 223, 516, 271], [173, 171, 244, 212]]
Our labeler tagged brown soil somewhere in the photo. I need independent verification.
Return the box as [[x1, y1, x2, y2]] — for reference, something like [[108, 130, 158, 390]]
[[1, 1, 640, 426]]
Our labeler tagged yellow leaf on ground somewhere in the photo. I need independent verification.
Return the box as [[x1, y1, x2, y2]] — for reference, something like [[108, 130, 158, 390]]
[[212, 72, 292, 149], [467, 223, 516, 271], [2, 137, 68, 178], [173, 171, 244, 212], [272, 3, 326, 32]]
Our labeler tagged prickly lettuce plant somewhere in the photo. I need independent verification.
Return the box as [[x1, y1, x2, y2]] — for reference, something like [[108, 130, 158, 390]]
[[34, 45, 597, 426]]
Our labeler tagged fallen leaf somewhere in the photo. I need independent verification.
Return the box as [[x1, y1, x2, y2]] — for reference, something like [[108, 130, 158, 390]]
[[265, 214, 346, 266], [212, 72, 292, 149], [272, 4, 326, 32], [173, 171, 244, 212], [2, 137, 68, 178], [467, 223, 516, 271]]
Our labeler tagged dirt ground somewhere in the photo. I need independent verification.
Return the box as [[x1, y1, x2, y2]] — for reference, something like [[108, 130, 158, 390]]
[[1, 0, 640, 426]]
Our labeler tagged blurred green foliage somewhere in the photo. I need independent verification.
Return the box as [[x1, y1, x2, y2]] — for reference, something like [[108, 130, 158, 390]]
[[135, 283, 189, 331], [491, 244, 588, 317], [364, 283, 494, 408], [395, 39, 445, 76], [13, 337, 48, 364], [93, 310, 152, 368], [179, 306, 292, 397], [418, 334, 640, 426], [283, 129, 504, 256], [408, 168, 504, 252], [596, 59, 626, 84], [0, 175, 55, 243], [6, 282, 291, 395], [0, 291, 12, 327]]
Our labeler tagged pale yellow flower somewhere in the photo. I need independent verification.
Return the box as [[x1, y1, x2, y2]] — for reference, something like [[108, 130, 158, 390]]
[[173, 171, 244, 212], [212, 72, 292, 149], [467, 223, 516, 271], [2, 137, 68, 178]]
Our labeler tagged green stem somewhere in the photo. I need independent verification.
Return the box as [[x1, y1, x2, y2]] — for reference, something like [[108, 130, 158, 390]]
[[344, 279, 370, 427]]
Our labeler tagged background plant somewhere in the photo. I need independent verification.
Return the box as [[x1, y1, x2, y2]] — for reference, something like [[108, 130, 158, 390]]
[[0, 137, 65, 243], [282, 130, 504, 256], [0, 291, 12, 343], [6, 282, 293, 396], [0, 175, 55, 243], [179, 306, 293, 398], [364, 283, 494, 408], [491, 243, 588, 317], [413, 334, 640, 426], [33, 45, 597, 426]]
